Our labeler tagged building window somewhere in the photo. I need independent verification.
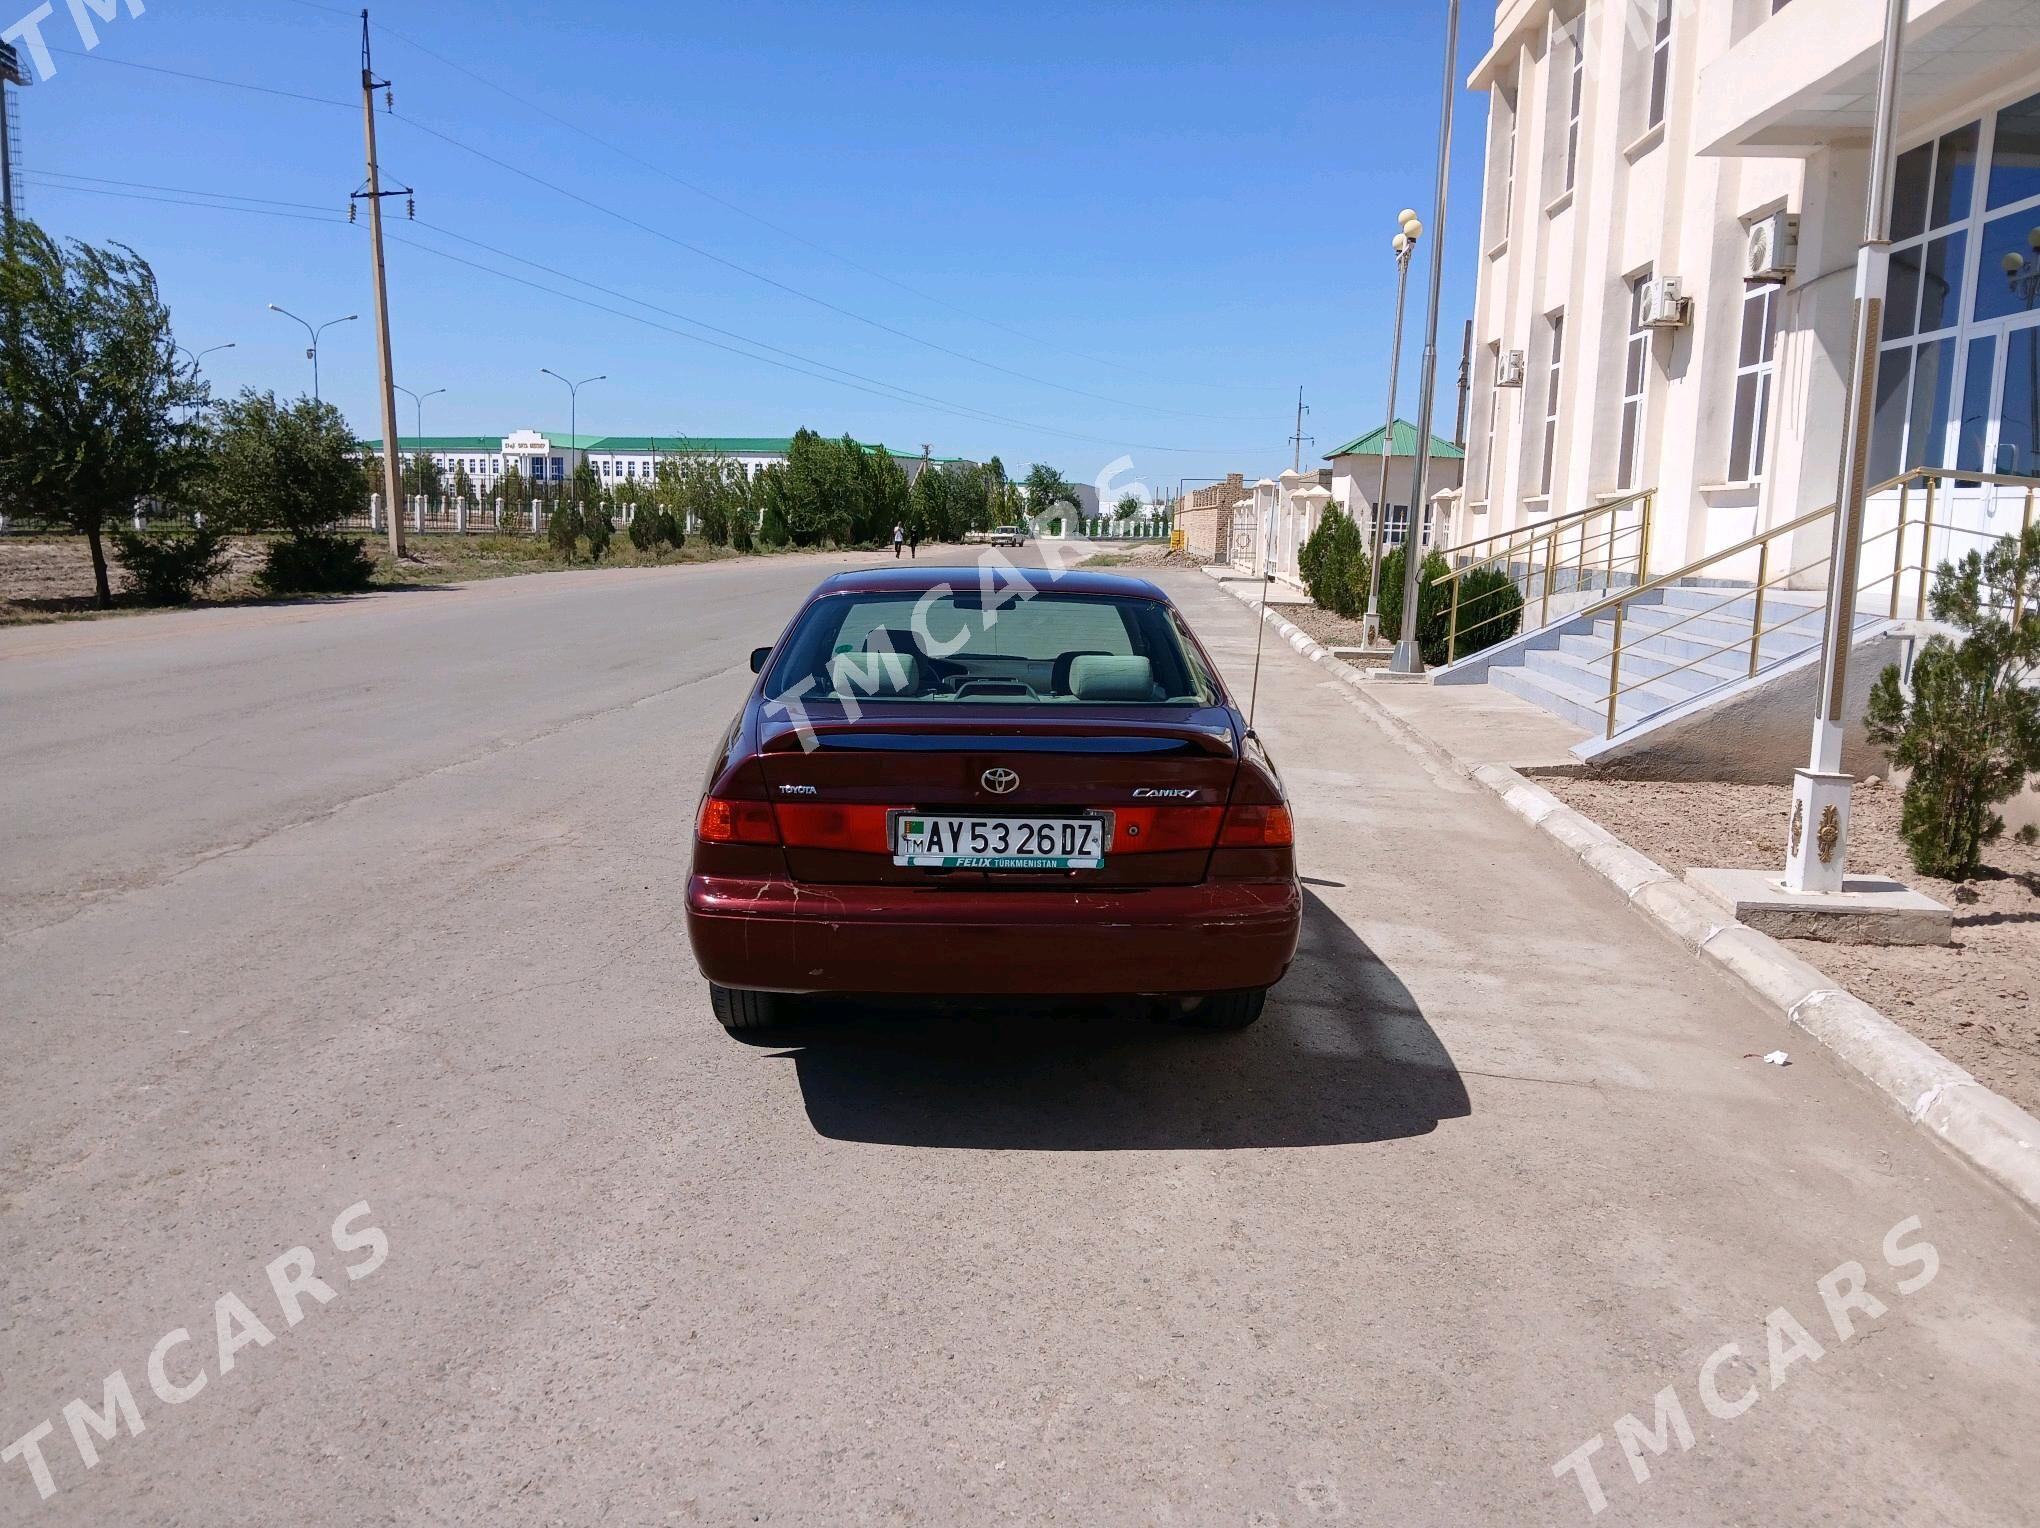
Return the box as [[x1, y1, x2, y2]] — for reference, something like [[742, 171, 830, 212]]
[[1647, 0, 1673, 131], [1563, 21, 1585, 194], [1542, 313, 1566, 496], [1618, 273, 1652, 489], [1729, 285, 1779, 482], [1492, 86, 1518, 243]]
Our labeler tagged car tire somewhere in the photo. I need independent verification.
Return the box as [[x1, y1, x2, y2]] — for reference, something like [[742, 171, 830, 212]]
[[1161, 988, 1268, 1030], [709, 983, 782, 1034]]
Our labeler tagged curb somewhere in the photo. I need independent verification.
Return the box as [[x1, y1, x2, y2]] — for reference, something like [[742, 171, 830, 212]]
[[1208, 569, 2040, 1220]]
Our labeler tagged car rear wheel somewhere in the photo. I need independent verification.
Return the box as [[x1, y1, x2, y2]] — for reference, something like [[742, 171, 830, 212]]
[[1158, 988, 1268, 1031], [709, 983, 783, 1034]]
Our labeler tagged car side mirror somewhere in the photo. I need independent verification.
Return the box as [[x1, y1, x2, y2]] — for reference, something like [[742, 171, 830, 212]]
[[749, 646, 771, 674]]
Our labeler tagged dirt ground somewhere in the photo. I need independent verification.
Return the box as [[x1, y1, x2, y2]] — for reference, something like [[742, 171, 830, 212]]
[[0, 533, 749, 623], [1541, 774, 2040, 1118], [1280, 601, 1378, 652]]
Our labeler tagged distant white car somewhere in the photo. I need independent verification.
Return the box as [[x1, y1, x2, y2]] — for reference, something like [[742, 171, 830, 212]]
[[990, 525, 1027, 547]]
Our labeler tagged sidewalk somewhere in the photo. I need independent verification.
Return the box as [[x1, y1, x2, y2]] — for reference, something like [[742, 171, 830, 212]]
[[1200, 562, 2040, 1222]]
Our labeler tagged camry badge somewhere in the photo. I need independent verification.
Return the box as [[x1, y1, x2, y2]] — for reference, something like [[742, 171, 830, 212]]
[[981, 767, 1020, 795]]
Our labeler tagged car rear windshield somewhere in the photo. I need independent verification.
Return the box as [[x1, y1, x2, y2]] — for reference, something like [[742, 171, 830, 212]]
[[763, 589, 1223, 706]]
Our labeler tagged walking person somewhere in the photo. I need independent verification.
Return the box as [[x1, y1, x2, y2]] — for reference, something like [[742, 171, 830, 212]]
[[892, 522, 905, 559], [908, 524, 921, 559]]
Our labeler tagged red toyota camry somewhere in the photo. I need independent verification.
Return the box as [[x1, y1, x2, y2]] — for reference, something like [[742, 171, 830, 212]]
[[684, 565, 1301, 1033]]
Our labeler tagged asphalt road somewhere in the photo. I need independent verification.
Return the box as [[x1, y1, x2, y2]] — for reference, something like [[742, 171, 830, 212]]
[[2, 547, 2036, 1526]]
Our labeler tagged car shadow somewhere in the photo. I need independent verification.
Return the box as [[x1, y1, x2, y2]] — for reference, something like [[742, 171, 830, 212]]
[[757, 891, 1470, 1150]]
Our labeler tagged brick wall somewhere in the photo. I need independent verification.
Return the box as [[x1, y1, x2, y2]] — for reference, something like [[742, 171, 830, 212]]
[[1178, 473, 1244, 562]]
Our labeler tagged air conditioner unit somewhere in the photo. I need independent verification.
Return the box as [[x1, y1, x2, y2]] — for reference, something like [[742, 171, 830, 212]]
[[1745, 211, 1800, 284], [1495, 349, 1527, 388], [1640, 276, 1691, 329]]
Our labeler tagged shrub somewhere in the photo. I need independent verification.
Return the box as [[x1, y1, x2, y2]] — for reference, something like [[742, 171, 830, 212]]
[[110, 525, 230, 605], [547, 501, 584, 561], [627, 503, 662, 553], [583, 504, 614, 561], [1448, 565, 1526, 659], [1865, 525, 2040, 880], [1376, 546, 1455, 665], [257, 531, 374, 595], [1299, 506, 1365, 619]]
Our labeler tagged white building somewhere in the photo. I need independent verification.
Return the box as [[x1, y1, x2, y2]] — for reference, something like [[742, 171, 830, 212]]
[[1461, 0, 2040, 582], [356, 432, 972, 491], [1326, 419, 1468, 551]]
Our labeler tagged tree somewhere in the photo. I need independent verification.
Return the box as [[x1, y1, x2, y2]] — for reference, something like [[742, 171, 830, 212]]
[[206, 390, 364, 538], [1377, 544, 1456, 664], [858, 443, 910, 545], [1115, 492, 1143, 518], [1866, 526, 2040, 880], [401, 453, 442, 499], [0, 222, 208, 606], [496, 464, 528, 528], [452, 463, 475, 504], [206, 389, 376, 593], [1023, 463, 1081, 518], [1299, 505, 1366, 619]]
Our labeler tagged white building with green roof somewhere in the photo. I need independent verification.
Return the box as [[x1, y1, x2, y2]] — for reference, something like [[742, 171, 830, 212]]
[[354, 430, 973, 492], [1324, 418, 1468, 553]]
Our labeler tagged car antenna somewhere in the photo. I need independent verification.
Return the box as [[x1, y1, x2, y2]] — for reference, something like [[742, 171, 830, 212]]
[[1245, 564, 1272, 735]]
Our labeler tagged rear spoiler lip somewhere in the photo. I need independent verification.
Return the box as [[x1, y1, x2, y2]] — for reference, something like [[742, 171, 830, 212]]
[[757, 719, 1238, 759]]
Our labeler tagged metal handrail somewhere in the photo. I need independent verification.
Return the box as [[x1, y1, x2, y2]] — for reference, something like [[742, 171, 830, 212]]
[[1587, 465, 2040, 738], [1431, 486, 1656, 572]]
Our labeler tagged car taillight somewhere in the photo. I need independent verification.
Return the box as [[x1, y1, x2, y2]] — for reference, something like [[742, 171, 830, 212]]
[[775, 803, 893, 854], [697, 796, 779, 845], [1219, 802, 1294, 847], [1110, 805, 1224, 853]]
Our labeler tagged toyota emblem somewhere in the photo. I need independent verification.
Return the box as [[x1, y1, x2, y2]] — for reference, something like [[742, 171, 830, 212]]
[[981, 767, 1020, 795]]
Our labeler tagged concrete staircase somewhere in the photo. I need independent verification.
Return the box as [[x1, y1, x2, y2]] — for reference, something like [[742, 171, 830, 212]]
[[1483, 584, 1888, 737]]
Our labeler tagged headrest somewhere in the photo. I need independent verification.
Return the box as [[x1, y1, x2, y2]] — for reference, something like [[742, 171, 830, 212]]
[[1069, 654, 1155, 701], [829, 648, 921, 697]]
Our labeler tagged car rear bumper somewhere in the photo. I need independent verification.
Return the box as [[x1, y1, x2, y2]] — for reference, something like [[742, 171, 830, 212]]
[[685, 874, 1301, 996]]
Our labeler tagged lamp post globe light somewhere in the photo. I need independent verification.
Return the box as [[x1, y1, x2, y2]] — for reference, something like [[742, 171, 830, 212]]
[[1389, 0, 1462, 676], [265, 305, 357, 403], [1366, 209, 1425, 645]]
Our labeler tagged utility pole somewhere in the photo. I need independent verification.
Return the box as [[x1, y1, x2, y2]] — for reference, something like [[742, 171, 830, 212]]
[[1390, 0, 1462, 676], [1453, 318, 1473, 448], [1784, 0, 1909, 895], [355, 11, 411, 562], [0, 40, 27, 236], [1289, 387, 1312, 474]]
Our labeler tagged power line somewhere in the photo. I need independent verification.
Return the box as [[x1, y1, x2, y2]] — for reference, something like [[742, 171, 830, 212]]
[[385, 110, 1263, 427], [24, 177, 1261, 455], [47, 46, 350, 109], [280, 0, 1224, 391], [52, 34, 1268, 425]]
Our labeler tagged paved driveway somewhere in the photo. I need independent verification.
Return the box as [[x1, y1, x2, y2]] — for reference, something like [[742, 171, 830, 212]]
[[2, 549, 2034, 1524]]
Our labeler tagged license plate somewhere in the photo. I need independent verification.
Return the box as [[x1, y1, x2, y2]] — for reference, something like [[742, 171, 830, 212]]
[[893, 813, 1107, 870]]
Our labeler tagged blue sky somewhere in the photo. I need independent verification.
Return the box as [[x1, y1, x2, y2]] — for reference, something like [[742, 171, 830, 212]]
[[14, 0, 1489, 487]]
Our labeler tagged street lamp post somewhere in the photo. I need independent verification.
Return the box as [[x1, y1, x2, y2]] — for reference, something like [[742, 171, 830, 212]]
[[265, 305, 357, 403], [172, 343, 234, 422], [174, 341, 237, 374], [1784, 0, 1910, 895], [1366, 212, 1424, 645], [1388, 0, 1462, 675], [540, 369, 605, 496], [392, 384, 445, 442]]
